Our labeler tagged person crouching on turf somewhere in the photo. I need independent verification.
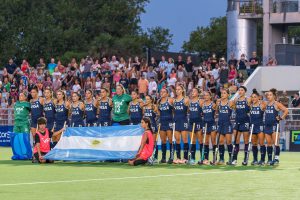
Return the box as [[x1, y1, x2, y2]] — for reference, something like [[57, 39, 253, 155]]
[[128, 117, 154, 166], [33, 117, 53, 163]]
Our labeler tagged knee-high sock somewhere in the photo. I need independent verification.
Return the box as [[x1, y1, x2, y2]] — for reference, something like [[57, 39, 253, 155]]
[[176, 144, 181, 159], [191, 144, 196, 160], [260, 145, 266, 161], [204, 145, 209, 160], [183, 143, 189, 160], [227, 144, 233, 161], [199, 144, 203, 160], [219, 145, 225, 161], [244, 143, 249, 161], [275, 146, 280, 160], [233, 144, 240, 160], [267, 146, 273, 161], [161, 144, 167, 160], [154, 145, 158, 159], [252, 145, 258, 161]]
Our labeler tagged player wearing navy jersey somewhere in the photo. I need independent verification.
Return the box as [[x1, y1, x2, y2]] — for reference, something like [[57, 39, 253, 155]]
[[250, 89, 267, 165], [85, 90, 98, 126], [43, 88, 56, 131], [98, 88, 113, 126], [232, 86, 251, 166], [53, 90, 70, 145], [157, 88, 174, 164], [70, 92, 85, 127], [143, 95, 159, 162], [129, 90, 144, 125], [200, 91, 217, 165], [216, 89, 235, 165], [30, 86, 44, 137], [264, 88, 288, 166], [188, 88, 203, 165], [173, 85, 189, 164]]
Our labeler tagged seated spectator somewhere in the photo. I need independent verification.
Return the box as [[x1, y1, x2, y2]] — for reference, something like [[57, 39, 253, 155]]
[[138, 75, 149, 98], [228, 64, 237, 83], [5, 58, 17, 80], [72, 79, 81, 93]]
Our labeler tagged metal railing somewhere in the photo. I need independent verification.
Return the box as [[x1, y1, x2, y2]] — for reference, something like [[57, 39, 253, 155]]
[[0, 108, 14, 126], [272, 0, 299, 13], [239, 0, 263, 15]]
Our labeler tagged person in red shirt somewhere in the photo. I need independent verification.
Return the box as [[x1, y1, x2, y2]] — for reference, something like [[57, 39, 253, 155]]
[[33, 117, 54, 163], [128, 117, 154, 166]]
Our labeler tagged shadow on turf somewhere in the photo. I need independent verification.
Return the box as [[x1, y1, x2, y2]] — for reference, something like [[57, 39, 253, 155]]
[[0, 160, 286, 172]]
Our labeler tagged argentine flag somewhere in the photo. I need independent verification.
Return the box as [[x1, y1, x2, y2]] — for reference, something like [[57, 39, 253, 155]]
[[44, 125, 143, 161]]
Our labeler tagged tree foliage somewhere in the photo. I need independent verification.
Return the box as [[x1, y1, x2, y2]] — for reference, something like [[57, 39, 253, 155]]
[[145, 26, 173, 52], [182, 16, 227, 57], [0, 0, 160, 65]]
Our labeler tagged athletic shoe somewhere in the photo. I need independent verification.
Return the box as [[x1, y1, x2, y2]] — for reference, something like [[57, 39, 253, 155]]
[[152, 158, 159, 164], [251, 160, 258, 166], [242, 161, 248, 166], [258, 160, 265, 166], [167, 159, 173, 164], [271, 159, 279, 166], [198, 160, 203, 165], [173, 159, 181, 164], [226, 161, 232, 165], [188, 159, 196, 165], [231, 160, 237, 166], [160, 159, 167, 164], [266, 160, 273, 166], [217, 160, 225, 165]]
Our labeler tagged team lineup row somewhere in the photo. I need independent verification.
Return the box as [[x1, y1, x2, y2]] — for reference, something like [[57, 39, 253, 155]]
[[14, 84, 288, 166]]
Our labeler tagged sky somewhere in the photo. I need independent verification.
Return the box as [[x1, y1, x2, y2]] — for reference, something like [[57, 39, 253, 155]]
[[140, 0, 227, 52]]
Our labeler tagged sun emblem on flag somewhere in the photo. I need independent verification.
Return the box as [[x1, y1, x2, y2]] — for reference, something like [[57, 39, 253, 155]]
[[91, 139, 101, 146]]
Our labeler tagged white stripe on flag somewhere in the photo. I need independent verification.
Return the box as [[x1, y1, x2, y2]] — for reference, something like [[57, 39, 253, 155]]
[[55, 135, 142, 151]]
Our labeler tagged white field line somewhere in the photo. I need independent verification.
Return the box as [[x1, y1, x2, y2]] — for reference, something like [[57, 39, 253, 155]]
[[0, 167, 299, 187]]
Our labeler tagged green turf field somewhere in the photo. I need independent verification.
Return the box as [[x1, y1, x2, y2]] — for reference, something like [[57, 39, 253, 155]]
[[0, 147, 299, 200]]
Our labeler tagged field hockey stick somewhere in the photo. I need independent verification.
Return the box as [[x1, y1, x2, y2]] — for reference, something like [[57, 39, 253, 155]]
[[149, 124, 161, 165], [170, 122, 176, 161], [72, 123, 75, 127], [60, 121, 67, 138], [230, 123, 239, 163], [273, 123, 280, 162], [201, 123, 208, 162], [188, 123, 195, 163], [245, 124, 254, 164], [214, 132, 221, 164], [50, 122, 56, 143]]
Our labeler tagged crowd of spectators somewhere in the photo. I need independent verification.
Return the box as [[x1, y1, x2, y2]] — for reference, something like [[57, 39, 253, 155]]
[[0, 52, 264, 108]]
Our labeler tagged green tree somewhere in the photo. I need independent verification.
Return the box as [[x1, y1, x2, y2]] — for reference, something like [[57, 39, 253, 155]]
[[146, 26, 173, 52], [0, 0, 149, 66], [182, 16, 227, 57]]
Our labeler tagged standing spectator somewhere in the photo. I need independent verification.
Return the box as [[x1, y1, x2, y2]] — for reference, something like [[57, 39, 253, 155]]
[[43, 76, 53, 89], [5, 58, 17, 80], [249, 51, 259, 76], [177, 64, 187, 82], [102, 77, 111, 92], [267, 57, 277, 66], [47, 58, 57, 75], [148, 57, 157, 70], [158, 56, 168, 71], [119, 73, 129, 90], [138, 75, 149, 98], [279, 91, 289, 108], [70, 58, 78, 70], [132, 56, 141, 71], [72, 79, 81, 93], [228, 53, 238, 68], [83, 56, 93, 88], [84, 77, 93, 90], [237, 54, 248, 79], [292, 92, 300, 120], [3, 77, 11, 92], [175, 55, 185, 69], [21, 60, 30, 75], [101, 57, 110, 70], [228, 64, 238, 83], [157, 68, 166, 92], [128, 66, 139, 92], [94, 76, 102, 94], [197, 71, 206, 91], [57, 60, 65, 74], [118, 57, 126, 70], [211, 63, 220, 81], [148, 77, 157, 98], [109, 55, 119, 71], [210, 53, 218, 69], [36, 58, 46, 69], [185, 56, 194, 79], [219, 65, 229, 88], [146, 66, 157, 81], [207, 76, 217, 95], [52, 74, 62, 92], [166, 57, 175, 77], [113, 70, 121, 85]]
